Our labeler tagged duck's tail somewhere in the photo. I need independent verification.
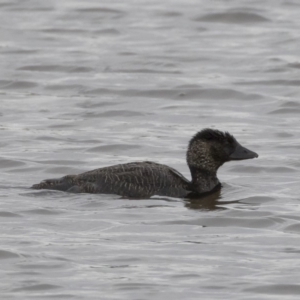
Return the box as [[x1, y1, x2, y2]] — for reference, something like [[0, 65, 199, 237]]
[[31, 175, 77, 191]]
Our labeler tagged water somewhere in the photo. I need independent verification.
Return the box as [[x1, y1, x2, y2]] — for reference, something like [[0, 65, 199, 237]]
[[1, 0, 300, 299]]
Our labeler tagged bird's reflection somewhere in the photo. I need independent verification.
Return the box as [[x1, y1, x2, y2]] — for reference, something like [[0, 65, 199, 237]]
[[184, 190, 239, 210], [126, 188, 240, 211]]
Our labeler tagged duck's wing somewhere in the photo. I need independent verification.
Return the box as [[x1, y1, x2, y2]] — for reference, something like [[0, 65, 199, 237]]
[[165, 165, 191, 185], [30, 162, 145, 191], [31, 161, 191, 198], [81, 162, 191, 197]]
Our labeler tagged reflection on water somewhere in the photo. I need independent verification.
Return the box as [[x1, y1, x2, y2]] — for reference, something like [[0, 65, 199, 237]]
[[1, 0, 300, 299], [184, 189, 242, 210], [184, 190, 224, 210]]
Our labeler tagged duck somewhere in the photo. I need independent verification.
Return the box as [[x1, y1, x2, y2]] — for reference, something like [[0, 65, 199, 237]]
[[31, 128, 258, 198]]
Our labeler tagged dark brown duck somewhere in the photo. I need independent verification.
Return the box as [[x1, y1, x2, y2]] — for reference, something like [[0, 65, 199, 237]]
[[31, 129, 258, 198]]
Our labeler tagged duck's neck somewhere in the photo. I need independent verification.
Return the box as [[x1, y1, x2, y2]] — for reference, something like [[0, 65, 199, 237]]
[[189, 166, 220, 194]]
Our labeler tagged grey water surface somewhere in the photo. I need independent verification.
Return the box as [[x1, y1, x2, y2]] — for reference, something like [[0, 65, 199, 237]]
[[1, 0, 300, 299]]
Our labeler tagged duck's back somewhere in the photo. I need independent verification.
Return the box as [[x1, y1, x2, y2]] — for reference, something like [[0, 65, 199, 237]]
[[32, 161, 191, 198]]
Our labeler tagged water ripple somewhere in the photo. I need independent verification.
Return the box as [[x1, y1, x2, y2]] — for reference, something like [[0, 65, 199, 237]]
[[196, 11, 270, 23]]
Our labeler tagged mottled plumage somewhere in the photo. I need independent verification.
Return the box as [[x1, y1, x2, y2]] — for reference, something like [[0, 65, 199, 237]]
[[32, 129, 258, 198]]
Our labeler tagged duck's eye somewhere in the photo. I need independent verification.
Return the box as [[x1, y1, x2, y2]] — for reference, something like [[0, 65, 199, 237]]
[[225, 138, 235, 147]]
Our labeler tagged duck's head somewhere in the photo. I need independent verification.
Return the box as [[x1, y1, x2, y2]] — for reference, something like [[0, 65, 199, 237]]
[[187, 128, 258, 174]]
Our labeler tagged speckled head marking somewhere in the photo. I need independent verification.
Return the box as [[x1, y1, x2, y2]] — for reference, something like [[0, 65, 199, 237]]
[[187, 128, 258, 177], [187, 129, 238, 174]]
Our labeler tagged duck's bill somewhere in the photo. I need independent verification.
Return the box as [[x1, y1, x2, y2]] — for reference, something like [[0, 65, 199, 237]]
[[229, 143, 258, 160]]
